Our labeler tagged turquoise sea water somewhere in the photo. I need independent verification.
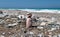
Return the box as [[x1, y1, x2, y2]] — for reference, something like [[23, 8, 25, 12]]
[[0, 8, 60, 11]]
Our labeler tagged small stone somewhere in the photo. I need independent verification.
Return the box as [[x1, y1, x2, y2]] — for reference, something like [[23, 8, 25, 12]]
[[37, 34, 43, 37], [37, 26, 43, 29], [29, 31, 34, 34], [15, 29, 16, 30], [2, 32, 5, 35], [8, 32, 11, 34], [0, 35, 5, 37]]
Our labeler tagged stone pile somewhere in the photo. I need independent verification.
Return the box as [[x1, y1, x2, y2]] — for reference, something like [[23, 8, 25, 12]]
[[0, 13, 60, 37]]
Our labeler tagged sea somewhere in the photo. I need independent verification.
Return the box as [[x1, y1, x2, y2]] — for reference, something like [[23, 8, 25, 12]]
[[0, 8, 60, 13]]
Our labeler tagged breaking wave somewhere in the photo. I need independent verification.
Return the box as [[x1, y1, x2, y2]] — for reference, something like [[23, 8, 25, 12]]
[[19, 9, 60, 13], [0, 8, 60, 13]]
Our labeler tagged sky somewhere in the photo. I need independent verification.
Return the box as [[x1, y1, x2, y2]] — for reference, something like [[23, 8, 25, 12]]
[[0, 0, 60, 8]]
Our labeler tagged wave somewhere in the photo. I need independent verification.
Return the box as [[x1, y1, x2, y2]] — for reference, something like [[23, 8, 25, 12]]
[[0, 8, 60, 13], [19, 9, 60, 13]]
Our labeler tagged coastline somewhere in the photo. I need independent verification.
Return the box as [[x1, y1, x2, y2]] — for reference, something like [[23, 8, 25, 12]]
[[0, 8, 60, 13], [0, 8, 60, 37]]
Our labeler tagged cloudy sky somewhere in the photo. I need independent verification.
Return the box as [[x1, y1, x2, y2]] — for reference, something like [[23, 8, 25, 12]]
[[0, 0, 60, 8]]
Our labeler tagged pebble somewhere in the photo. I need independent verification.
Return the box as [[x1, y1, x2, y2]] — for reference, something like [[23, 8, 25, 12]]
[[37, 26, 43, 29], [0, 35, 5, 37], [2, 32, 5, 35], [29, 31, 34, 34]]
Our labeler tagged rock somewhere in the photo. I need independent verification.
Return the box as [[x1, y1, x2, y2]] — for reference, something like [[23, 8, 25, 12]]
[[0, 35, 5, 37], [40, 22, 47, 26], [58, 34, 60, 37], [53, 35, 58, 37], [2, 32, 5, 35], [8, 23, 18, 27], [37, 26, 43, 29], [8, 32, 11, 34], [51, 28, 56, 31], [0, 20, 5, 25], [37, 33, 43, 37], [29, 31, 34, 34]]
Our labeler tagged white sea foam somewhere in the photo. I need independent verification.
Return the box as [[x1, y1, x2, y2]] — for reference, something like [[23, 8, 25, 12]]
[[0, 9, 60, 13], [19, 9, 59, 13], [17, 9, 60, 13]]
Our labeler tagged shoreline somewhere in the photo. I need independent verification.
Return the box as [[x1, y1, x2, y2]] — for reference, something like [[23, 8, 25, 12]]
[[0, 9, 60, 13]]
